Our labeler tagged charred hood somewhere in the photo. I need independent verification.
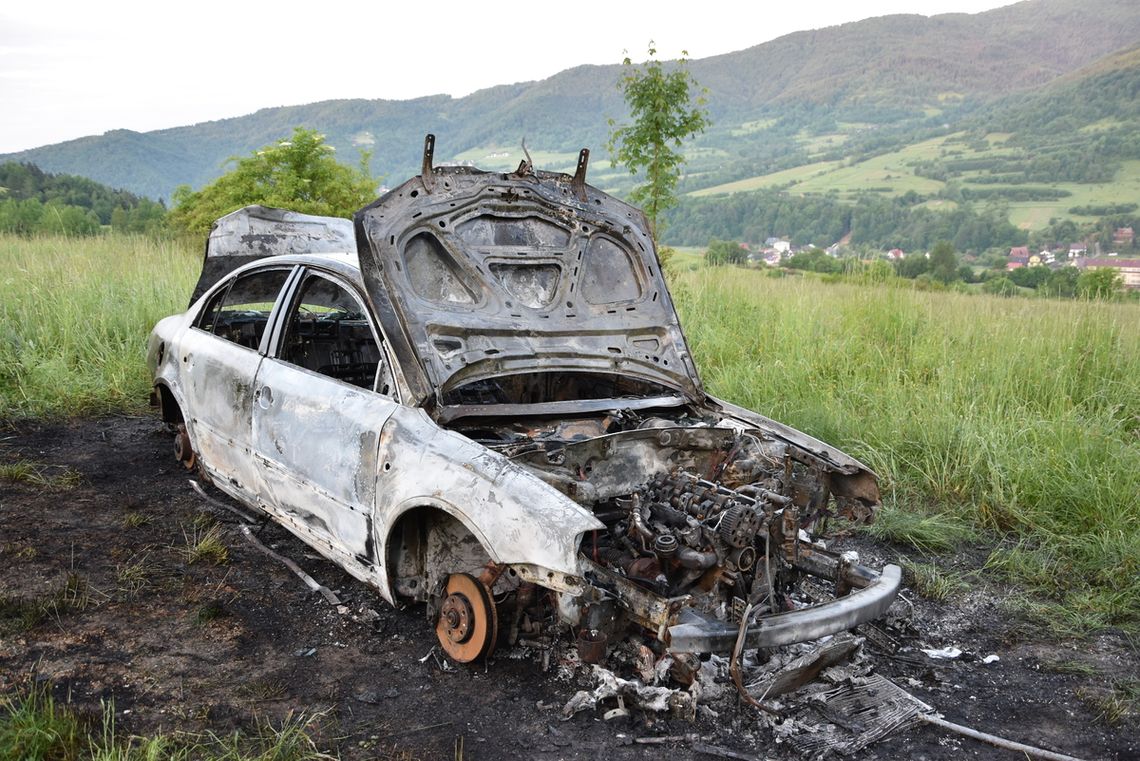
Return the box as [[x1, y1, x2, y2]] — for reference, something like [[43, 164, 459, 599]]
[[354, 146, 704, 409], [190, 205, 355, 304]]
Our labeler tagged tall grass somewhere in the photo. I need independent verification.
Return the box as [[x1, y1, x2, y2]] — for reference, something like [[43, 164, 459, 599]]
[[0, 234, 199, 418], [0, 685, 334, 761], [678, 268, 1139, 629]]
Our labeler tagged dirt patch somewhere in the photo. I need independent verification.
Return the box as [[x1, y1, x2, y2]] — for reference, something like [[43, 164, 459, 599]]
[[1, 416, 1136, 760]]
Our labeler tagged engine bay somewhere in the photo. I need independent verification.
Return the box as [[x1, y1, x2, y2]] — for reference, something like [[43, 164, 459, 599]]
[[449, 404, 878, 647]]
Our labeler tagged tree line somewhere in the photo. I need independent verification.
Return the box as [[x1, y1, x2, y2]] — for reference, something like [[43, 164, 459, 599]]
[[705, 235, 1129, 301], [0, 162, 166, 235], [663, 189, 1027, 252]]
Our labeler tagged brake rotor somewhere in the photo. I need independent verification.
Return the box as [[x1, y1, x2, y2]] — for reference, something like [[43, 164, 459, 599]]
[[435, 573, 498, 663], [174, 423, 196, 470]]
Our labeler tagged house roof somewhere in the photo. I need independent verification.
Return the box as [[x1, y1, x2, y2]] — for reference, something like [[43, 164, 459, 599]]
[[1079, 258, 1140, 268]]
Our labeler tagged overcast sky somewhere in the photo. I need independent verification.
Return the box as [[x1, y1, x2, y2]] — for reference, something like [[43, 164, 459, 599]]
[[1, 0, 1016, 154]]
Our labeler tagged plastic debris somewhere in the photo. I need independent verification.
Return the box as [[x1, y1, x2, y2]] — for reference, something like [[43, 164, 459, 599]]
[[921, 646, 963, 660]]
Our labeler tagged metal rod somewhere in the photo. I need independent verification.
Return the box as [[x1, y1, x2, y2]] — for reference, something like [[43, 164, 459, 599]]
[[921, 714, 1089, 761]]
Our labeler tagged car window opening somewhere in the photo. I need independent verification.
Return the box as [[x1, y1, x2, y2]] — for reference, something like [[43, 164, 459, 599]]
[[196, 269, 291, 350], [280, 274, 383, 391], [442, 371, 675, 407]]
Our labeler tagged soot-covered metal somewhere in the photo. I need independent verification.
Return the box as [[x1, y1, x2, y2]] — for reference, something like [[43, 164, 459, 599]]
[[148, 134, 900, 668]]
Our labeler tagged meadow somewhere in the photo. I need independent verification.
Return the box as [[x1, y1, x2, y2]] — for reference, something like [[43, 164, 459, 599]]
[[1, 233, 1137, 631], [677, 268, 1139, 631], [689, 131, 1140, 232], [0, 234, 198, 418]]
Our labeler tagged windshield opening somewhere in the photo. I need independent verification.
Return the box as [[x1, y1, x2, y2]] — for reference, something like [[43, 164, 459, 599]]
[[441, 371, 678, 407]]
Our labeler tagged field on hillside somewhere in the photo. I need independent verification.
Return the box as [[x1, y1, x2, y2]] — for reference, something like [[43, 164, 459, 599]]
[[689, 131, 1140, 232], [2, 234, 1137, 631]]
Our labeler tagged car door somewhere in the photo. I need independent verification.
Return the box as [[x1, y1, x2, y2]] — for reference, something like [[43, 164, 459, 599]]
[[180, 266, 296, 501], [251, 269, 398, 570]]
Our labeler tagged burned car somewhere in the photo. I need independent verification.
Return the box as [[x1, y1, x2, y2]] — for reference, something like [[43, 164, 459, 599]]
[[149, 136, 899, 664]]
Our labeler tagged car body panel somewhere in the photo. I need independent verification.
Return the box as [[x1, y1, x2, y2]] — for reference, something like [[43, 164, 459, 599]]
[[370, 406, 604, 603], [354, 167, 704, 409], [190, 205, 355, 304], [251, 356, 393, 565], [179, 326, 267, 500]]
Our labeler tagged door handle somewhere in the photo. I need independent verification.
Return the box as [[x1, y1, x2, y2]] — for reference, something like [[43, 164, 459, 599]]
[[257, 386, 274, 409]]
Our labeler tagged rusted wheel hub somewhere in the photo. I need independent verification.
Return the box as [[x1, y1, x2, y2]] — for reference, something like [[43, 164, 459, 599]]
[[174, 424, 196, 470], [435, 573, 497, 663]]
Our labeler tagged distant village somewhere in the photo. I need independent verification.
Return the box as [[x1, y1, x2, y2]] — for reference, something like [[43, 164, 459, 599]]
[[1002, 226, 1139, 290], [744, 226, 1140, 290]]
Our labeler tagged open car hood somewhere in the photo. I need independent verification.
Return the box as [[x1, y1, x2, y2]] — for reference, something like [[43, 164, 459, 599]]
[[190, 205, 355, 304], [354, 143, 704, 408]]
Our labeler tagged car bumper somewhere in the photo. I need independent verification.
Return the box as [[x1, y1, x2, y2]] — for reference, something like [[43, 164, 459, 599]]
[[666, 563, 902, 653]]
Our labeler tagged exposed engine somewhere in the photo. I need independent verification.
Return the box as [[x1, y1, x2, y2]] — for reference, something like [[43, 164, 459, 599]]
[[593, 470, 798, 617], [451, 405, 875, 643]]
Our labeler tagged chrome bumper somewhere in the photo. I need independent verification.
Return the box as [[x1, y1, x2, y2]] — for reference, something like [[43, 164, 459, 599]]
[[667, 564, 902, 653]]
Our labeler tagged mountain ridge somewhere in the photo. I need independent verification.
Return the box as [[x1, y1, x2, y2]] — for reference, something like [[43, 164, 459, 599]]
[[4, 0, 1138, 202]]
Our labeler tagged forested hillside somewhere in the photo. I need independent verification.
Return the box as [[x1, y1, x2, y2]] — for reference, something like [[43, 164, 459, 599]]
[[674, 38, 1140, 249], [0, 163, 166, 234]]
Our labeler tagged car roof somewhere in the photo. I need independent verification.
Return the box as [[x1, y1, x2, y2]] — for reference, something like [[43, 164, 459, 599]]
[[227, 251, 364, 288]]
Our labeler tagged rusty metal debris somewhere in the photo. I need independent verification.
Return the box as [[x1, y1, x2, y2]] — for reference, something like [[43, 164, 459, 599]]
[[788, 674, 1090, 761], [435, 572, 497, 663]]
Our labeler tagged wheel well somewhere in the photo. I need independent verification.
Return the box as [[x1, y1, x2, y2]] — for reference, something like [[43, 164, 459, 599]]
[[155, 384, 184, 425], [386, 506, 491, 602]]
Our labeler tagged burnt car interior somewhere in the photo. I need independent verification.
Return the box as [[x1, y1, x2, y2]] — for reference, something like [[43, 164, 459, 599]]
[[448, 402, 839, 628], [196, 268, 291, 350], [279, 273, 383, 391]]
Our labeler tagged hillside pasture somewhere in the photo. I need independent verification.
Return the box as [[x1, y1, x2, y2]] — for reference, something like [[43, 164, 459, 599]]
[[686, 128, 1140, 233], [1004, 159, 1140, 230], [691, 135, 951, 199]]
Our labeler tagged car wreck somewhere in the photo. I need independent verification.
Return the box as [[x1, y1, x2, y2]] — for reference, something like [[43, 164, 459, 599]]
[[149, 135, 900, 665]]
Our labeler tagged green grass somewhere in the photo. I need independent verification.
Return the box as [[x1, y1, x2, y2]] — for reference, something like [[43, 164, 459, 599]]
[[677, 268, 1140, 631], [183, 524, 229, 566], [663, 246, 706, 272], [0, 685, 334, 761], [0, 572, 90, 636], [0, 460, 81, 489], [900, 559, 970, 602], [1076, 678, 1139, 726], [0, 685, 83, 761], [0, 233, 199, 418], [864, 504, 973, 553]]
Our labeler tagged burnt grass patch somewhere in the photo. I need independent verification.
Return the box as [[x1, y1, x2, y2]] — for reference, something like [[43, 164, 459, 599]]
[[0, 416, 1136, 759]]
